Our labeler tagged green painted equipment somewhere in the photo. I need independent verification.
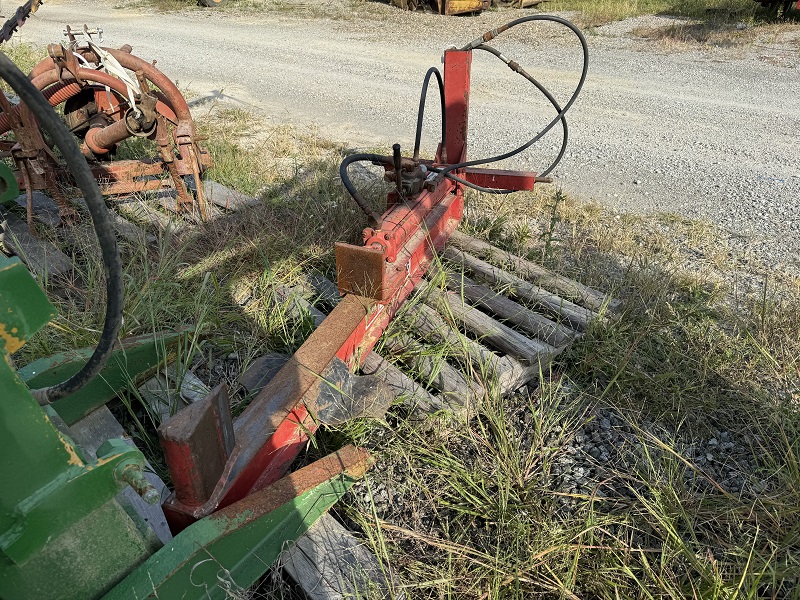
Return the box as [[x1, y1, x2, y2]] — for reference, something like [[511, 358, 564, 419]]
[[0, 162, 18, 205], [0, 255, 372, 599]]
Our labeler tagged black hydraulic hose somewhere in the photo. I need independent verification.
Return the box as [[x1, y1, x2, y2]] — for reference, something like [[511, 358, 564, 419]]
[[340, 16, 586, 212], [475, 43, 567, 178], [437, 15, 588, 182], [412, 67, 445, 161], [339, 153, 389, 227], [427, 165, 515, 194], [0, 50, 125, 405]]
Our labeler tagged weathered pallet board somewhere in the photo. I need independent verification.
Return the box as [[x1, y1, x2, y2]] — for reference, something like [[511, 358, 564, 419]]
[[360, 351, 444, 415], [449, 230, 620, 312], [420, 276, 556, 362], [443, 246, 597, 331], [281, 513, 400, 600], [203, 180, 258, 211], [116, 199, 184, 232], [433, 267, 576, 348], [13, 192, 60, 228], [0, 210, 73, 280], [105, 209, 158, 245], [384, 330, 485, 406]]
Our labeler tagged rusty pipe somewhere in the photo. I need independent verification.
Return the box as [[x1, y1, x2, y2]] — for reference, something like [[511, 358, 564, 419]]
[[0, 81, 81, 133], [83, 118, 131, 155], [0, 69, 179, 135], [102, 48, 191, 122]]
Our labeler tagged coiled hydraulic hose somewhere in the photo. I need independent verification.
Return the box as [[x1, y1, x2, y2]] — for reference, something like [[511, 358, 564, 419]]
[[0, 50, 124, 405], [438, 15, 588, 183], [340, 14, 588, 209]]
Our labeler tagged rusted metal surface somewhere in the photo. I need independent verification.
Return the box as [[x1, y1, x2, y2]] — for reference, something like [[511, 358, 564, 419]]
[[158, 384, 235, 510], [444, 50, 471, 165], [161, 294, 373, 530], [105, 446, 372, 600], [463, 167, 545, 190], [0, 42, 210, 225]]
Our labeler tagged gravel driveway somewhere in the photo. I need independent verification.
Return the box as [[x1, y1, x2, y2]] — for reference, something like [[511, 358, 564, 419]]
[[17, 0, 800, 267]]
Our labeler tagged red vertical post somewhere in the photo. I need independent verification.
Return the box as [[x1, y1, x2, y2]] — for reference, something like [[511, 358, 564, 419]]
[[443, 49, 472, 166]]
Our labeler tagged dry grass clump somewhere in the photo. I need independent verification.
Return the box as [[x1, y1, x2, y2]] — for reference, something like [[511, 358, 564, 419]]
[[548, 0, 792, 26], [631, 18, 800, 49]]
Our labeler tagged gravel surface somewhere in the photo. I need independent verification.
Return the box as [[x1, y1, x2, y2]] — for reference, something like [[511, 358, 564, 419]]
[[18, 1, 800, 269], [344, 380, 780, 575]]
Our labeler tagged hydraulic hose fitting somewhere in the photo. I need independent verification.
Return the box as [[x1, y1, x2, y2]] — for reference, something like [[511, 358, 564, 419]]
[[392, 143, 403, 197]]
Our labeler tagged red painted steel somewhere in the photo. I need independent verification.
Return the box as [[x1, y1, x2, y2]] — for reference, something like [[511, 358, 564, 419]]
[[161, 47, 546, 532], [464, 167, 538, 191], [443, 50, 471, 165]]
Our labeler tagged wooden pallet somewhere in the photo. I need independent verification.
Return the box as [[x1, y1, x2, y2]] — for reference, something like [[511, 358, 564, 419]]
[[295, 235, 615, 415], [266, 233, 617, 599]]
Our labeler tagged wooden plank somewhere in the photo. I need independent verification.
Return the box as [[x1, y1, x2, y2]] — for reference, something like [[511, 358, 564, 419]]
[[0, 210, 73, 279], [138, 374, 184, 424], [385, 332, 484, 407], [405, 296, 503, 377], [275, 284, 327, 327], [282, 513, 400, 600], [421, 279, 555, 362], [443, 247, 597, 331], [404, 295, 551, 397], [105, 210, 157, 245], [436, 268, 577, 348], [13, 192, 60, 228], [202, 180, 258, 211], [116, 199, 185, 232], [361, 351, 444, 415], [166, 365, 210, 404], [449, 230, 620, 312], [301, 272, 342, 308]]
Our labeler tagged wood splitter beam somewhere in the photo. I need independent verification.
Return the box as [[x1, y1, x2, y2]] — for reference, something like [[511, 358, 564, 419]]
[[160, 48, 547, 530]]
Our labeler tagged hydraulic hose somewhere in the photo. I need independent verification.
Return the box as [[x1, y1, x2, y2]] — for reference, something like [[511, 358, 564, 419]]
[[438, 15, 588, 182], [339, 153, 391, 227], [0, 50, 125, 405], [474, 43, 567, 178], [413, 67, 445, 161], [340, 15, 587, 205]]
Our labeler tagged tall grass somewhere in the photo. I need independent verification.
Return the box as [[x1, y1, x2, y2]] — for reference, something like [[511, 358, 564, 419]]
[[547, 0, 775, 25], [314, 186, 800, 598]]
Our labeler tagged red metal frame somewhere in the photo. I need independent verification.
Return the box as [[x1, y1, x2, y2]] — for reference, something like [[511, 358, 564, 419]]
[[161, 48, 546, 532]]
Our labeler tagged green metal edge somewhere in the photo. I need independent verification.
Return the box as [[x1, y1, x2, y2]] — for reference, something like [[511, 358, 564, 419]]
[[0, 256, 56, 354], [102, 450, 369, 600], [0, 163, 20, 206], [18, 328, 192, 425], [0, 443, 146, 564]]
